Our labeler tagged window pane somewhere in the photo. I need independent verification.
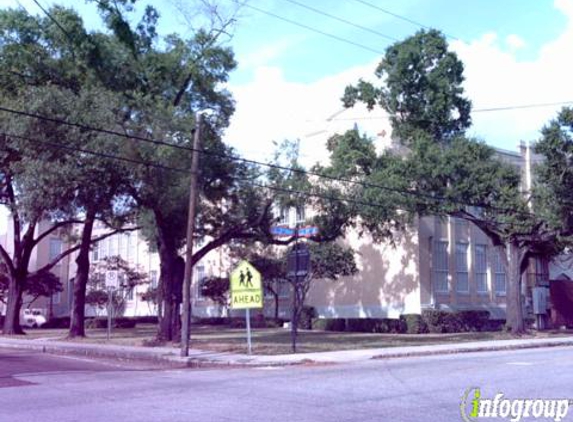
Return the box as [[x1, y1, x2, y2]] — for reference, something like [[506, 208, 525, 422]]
[[494, 251, 506, 294], [433, 241, 449, 292], [456, 243, 469, 292], [49, 238, 62, 262], [475, 244, 488, 293]]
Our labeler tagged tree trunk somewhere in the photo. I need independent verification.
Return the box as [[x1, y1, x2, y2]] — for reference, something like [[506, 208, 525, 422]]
[[503, 242, 526, 335], [3, 275, 25, 335], [68, 210, 96, 338], [156, 242, 184, 342], [274, 292, 280, 320]]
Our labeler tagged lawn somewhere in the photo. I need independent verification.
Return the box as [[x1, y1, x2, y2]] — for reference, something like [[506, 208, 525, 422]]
[[10, 324, 573, 355]]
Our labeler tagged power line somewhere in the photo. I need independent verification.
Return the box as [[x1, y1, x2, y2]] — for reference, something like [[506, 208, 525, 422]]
[[235, 1, 385, 55], [353, 0, 459, 41], [0, 104, 535, 218], [3, 129, 528, 230], [0, 129, 419, 216], [280, 0, 398, 42], [319, 101, 573, 123]]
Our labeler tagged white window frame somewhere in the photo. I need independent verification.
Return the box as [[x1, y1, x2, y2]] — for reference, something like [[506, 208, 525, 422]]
[[474, 244, 488, 294], [494, 252, 507, 296], [455, 242, 469, 293], [433, 240, 449, 293]]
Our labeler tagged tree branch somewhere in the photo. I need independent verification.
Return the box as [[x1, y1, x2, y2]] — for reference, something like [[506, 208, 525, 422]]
[[32, 219, 82, 248], [30, 226, 140, 276]]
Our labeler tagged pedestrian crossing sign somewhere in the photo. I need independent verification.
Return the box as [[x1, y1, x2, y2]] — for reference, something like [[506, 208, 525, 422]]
[[230, 261, 263, 309]]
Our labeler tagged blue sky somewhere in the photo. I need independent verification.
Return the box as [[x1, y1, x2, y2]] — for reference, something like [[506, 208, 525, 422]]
[[4, 0, 573, 163]]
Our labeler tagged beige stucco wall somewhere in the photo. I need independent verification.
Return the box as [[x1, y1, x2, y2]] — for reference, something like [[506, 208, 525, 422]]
[[306, 225, 421, 319]]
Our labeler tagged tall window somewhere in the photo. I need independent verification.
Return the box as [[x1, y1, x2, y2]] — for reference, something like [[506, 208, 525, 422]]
[[109, 235, 118, 257], [455, 242, 469, 293], [49, 238, 62, 262], [296, 206, 305, 224], [196, 265, 206, 298], [278, 207, 289, 225], [91, 242, 100, 262], [149, 270, 158, 288], [475, 244, 488, 293], [494, 251, 506, 295], [433, 241, 449, 293], [125, 233, 132, 262]]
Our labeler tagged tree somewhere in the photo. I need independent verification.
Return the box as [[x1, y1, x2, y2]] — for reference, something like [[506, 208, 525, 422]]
[[0, 7, 134, 335], [0, 265, 62, 310], [200, 276, 229, 309], [342, 29, 471, 143], [86, 256, 148, 317], [340, 29, 550, 334], [288, 242, 357, 352]]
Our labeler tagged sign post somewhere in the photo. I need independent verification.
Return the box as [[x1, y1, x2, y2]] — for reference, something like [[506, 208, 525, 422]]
[[229, 261, 263, 354], [105, 270, 119, 341]]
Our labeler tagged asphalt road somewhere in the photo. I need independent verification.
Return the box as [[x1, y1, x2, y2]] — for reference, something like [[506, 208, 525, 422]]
[[1, 346, 572, 422]]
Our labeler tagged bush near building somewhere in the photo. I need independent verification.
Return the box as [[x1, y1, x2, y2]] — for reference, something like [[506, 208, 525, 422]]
[[312, 310, 498, 334]]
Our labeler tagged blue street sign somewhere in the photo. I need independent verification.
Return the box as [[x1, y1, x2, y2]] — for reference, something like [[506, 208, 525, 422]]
[[271, 226, 319, 238], [270, 226, 295, 237], [297, 226, 319, 238]]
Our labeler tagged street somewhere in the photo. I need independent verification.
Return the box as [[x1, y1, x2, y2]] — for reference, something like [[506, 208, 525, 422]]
[[1, 346, 572, 422]]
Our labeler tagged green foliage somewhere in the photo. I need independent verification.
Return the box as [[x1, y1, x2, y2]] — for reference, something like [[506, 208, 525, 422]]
[[421, 310, 490, 333], [342, 29, 471, 143], [86, 256, 148, 317], [534, 107, 573, 236], [400, 314, 427, 334], [200, 276, 229, 307], [297, 306, 316, 329]]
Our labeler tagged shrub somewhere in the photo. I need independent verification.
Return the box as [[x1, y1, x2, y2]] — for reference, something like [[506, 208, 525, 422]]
[[85, 317, 136, 329], [312, 318, 347, 332], [400, 314, 427, 334], [346, 318, 378, 333], [422, 310, 463, 333], [457, 310, 490, 332], [298, 306, 317, 330], [422, 310, 491, 333], [132, 316, 158, 324], [43, 317, 71, 329], [195, 317, 229, 326]]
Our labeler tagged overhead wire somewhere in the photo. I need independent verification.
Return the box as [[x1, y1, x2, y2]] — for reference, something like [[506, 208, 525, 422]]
[[280, 0, 398, 42], [233, 1, 385, 55], [352, 0, 459, 41], [0, 104, 537, 219]]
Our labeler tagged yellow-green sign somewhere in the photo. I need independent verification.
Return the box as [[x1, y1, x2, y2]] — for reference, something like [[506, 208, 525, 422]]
[[230, 261, 263, 309]]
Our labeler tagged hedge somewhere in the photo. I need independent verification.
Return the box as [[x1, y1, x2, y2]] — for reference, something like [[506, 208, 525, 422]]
[[312, 310, 495, 334]]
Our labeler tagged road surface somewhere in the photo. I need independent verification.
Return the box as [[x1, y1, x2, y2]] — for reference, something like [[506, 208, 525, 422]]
[[1, 346, 572, 422]]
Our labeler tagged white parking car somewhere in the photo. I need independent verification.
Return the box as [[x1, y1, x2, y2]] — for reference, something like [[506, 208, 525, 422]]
[[21, 309, 47, 328]]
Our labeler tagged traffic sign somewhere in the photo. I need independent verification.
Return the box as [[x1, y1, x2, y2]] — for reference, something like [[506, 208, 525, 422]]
[[230, 261, 263, 310], [270, 226, 295, 237], [105, 270, 119, 289], [297, 226, 319, 238]]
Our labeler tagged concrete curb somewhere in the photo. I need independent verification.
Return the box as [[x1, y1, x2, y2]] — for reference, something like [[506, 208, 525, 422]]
[[0, 338, 241, 368], [371, 338, 573, 360], [1, 336, 572, 367]]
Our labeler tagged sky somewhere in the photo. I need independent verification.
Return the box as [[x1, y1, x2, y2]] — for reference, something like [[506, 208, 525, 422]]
[[3, 0, 573, 165]]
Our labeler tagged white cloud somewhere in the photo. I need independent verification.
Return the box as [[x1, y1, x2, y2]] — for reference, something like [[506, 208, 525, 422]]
[[452, 0, 573, 149], [505, 34, 525, 50], [224, 61, 394, 167], [226, 0, 573, 157]]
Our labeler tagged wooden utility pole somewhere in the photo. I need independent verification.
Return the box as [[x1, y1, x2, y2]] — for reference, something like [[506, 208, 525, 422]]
[[181, 113, 202, 357]]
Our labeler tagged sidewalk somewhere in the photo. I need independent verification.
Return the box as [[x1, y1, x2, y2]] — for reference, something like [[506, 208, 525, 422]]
[[1, 334, 573, 367]]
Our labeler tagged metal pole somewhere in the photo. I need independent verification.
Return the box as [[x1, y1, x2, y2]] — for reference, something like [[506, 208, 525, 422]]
[[291, 225, 299, 353], [107, 289, 112, 341], [181, 113, 202, 357], [246, 308, 252, 355]]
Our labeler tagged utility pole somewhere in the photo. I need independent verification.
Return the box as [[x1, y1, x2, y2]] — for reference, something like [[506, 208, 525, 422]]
[[181, 113, 202, 357]]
